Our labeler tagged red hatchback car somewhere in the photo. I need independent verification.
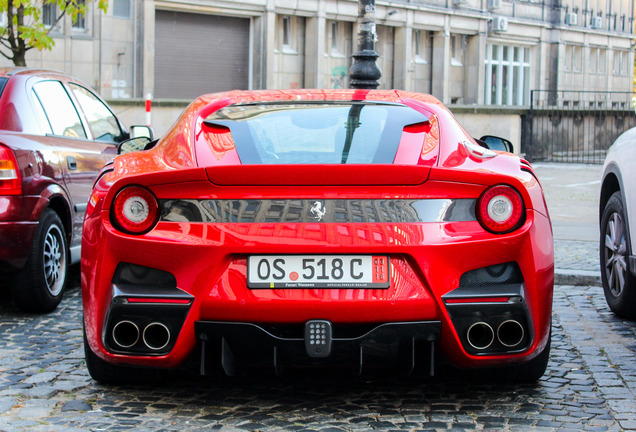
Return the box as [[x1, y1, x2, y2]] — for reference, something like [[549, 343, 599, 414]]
[[82, 89, 554, 384], [0, 68, 146, 312]]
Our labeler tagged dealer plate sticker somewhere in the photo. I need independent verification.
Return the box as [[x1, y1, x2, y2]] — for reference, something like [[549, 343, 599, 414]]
[[247, 255, 390, 289]]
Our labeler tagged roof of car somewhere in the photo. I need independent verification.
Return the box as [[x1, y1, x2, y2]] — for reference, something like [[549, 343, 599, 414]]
[[0, 67, 68, 78], [194, 89, 443, 106]]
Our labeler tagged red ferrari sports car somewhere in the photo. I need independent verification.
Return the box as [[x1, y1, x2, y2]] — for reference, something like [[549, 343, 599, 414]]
[[82, 89, 553, 384]]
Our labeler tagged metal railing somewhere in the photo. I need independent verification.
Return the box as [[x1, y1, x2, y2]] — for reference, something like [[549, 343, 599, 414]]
[[523, 90, 636, 164]]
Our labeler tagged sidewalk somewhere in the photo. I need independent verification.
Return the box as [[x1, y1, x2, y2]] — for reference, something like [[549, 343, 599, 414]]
[[532, 163, 603, 286]]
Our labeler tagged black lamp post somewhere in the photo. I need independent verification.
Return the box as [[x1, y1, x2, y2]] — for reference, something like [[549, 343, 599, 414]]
[[349, 0, 382, 89]]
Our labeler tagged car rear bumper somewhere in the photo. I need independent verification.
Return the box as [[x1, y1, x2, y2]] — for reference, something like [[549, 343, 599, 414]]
[[0, 196, 42, 269], [0, 221, 38, 269], [82, 205, 554, 373], [195, 320, 441, 376]]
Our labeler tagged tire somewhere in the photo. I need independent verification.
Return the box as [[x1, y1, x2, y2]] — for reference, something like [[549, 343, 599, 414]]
[[600, 191, 636, 319], [514, 330, 551, 383], [473, 328, 551, 383], [11, 209, 68, 313], [83, 330, 162, 385]]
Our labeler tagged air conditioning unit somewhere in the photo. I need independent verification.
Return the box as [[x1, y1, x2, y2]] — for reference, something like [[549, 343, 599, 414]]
[[489, 0, 503, 9], [565, 13, 578, 26], [492, 16, 508, 32], [591, 16, 603, 29]]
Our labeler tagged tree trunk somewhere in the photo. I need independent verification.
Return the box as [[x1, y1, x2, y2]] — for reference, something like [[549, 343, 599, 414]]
[[5, 1, 28, 66]]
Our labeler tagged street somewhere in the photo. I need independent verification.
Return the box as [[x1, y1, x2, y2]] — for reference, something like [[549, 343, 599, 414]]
[[1, 163, 636, 431], [1, 277, 635, 431]]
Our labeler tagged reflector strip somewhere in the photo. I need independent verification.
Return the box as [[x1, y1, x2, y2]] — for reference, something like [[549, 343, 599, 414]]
[[444, 297, 510, 304], [125, 297, 192, 305]]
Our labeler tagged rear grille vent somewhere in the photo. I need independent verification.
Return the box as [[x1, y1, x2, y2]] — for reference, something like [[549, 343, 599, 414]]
[[459, 262, 523, 287]]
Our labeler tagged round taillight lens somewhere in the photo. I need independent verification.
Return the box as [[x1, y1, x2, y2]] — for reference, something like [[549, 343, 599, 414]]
[[477, 185, 525, 234], [111, 186, 159, 234]]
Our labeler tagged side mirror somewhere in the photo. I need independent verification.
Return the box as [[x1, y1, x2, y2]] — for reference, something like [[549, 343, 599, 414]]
[[118, 136, 152, 154], [129, 125, 154, 140], [478, 135, 514, 153]]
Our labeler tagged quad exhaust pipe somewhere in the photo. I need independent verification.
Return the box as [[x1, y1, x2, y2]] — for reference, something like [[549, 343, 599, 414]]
[[497, 320, 525, 348], [143, 322, 171, 351], [112, 320, 140, 348], [111, 320, 171, 351], [466, 322, 494, 350], [466, 319, 525, 351]]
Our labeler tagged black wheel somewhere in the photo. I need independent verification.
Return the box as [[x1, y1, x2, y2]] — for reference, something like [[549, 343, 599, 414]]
[[83, 330, 162, 385], [600, 191, 636, 319], [473, 328, 551, 383], [514, 330, 551, 383], [11, 209, 68, 313]]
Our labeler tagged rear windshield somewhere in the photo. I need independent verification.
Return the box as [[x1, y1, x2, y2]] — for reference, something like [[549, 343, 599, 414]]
[[204, 101, 428, 164], [0, 78, 7, 99]]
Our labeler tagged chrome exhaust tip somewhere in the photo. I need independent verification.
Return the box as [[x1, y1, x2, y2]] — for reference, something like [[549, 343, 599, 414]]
[[466, 322, 495, 350], [497, 320, 525, 348], [142, 322, 171, 351], [112, 320, 140, 348]]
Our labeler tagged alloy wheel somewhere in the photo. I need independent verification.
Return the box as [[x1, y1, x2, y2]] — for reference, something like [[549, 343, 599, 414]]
[[604, 212, 628, 297], [43, 224, 66, 297]]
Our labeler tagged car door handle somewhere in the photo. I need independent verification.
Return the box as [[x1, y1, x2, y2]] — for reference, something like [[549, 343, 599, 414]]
[[67, 156, 77, 170]]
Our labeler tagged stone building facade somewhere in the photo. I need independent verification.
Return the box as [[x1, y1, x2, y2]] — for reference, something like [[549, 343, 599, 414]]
[[2, 0, 634, 106]]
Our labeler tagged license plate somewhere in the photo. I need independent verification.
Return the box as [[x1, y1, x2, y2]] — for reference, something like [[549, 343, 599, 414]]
[[247, 255, 390, 289]]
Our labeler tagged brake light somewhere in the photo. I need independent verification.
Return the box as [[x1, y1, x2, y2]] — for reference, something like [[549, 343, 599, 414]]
[[476, 185, 525, 234], [111, 186, 159, 234], [0, 144, 21, 195]]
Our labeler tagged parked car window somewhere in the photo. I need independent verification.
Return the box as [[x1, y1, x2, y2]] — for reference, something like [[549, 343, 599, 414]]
[[0, 77, 7, 97], [205, 102, 427, 164], [32, 81, 87, 139], [70, 83, 124, 143]]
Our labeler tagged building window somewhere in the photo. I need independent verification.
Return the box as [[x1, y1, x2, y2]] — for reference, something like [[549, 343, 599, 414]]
[[413, 30, 430, 64], [331, 22, 339, 53], [590, 47, 606, 74], [113, 0, 131, 19], [450, 34, 464, 67], [282, 16, 291, 49], [42, 3, 57, 27], [565, 44, 582, 73], [613, 50, 629, 76], [485, 44, 531, 106], [72, 0, 87, 30]]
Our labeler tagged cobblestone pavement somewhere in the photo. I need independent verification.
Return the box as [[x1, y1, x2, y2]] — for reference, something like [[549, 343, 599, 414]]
[[1, 271, 636, 432]]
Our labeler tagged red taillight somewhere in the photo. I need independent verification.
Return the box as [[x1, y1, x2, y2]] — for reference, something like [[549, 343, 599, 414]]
[[111, 186, 159, 234], [476, 185, 525, 234], [0, 145, 21, 195]]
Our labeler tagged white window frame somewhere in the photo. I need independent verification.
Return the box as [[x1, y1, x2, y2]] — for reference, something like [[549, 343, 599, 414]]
[[328, 20, 346, 58], [331, 21, 339, 54], [71, 0, 88, 32], [42, 2, 57, 28], [484, 43, 531, 106], [590, 47, 606, 74], [278, 15, 299, 55], [113, 0, 131, 19], [613, 50, 628, 76], [413, 30, 429, 64], [450, 34, 464, 67], [564, 44, 582, 73]]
